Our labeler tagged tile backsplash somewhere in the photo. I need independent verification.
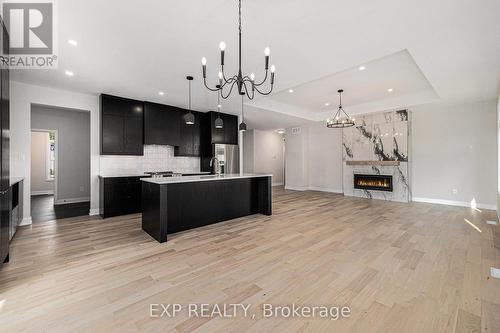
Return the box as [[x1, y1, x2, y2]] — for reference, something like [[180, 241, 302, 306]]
[[100, 145, 200, 175]]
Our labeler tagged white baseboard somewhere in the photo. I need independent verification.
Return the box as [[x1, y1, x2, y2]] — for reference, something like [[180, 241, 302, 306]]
[[284, 186, 343, 194], [284, 185, 308, 191], [54, 197, 90, 205], [272, 182, 284, 187], [20, 217, 32, 226], [308, 186, 343, 194], [31, 190, 54, 196], [89, 208, 100, 216], [412, 197, 497, 210]]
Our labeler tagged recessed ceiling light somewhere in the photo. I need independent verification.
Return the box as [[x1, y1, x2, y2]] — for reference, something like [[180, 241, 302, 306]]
[[325, 102, 330, 106], [68, 39, 78, 46], [65, 70, 74, 77], [158, 91, 165, 96], [387, 88, 393, 92], [288, 89, 294, 93], [359, 66, 366, 71], [276, 129, 285, 134]]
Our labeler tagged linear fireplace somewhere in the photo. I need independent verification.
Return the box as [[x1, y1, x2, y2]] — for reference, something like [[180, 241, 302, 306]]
[[354, 174, 393, 192]]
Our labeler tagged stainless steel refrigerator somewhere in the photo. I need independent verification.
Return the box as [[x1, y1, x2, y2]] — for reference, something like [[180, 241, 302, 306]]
[[214, 144, 239, 174]]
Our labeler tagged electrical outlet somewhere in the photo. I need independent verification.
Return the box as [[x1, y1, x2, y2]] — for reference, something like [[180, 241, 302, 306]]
[[79, 186, 84, 192], [491, 267, 500, 279], [452, 189, 458, 195]]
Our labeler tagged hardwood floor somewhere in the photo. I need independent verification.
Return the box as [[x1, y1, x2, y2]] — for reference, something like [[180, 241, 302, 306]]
[[31, 194, 90, 223], [1, 187, 499, 332]]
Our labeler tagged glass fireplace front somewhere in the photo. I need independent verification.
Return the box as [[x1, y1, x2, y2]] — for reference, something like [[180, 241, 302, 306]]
[[354, 174, 393, 192]]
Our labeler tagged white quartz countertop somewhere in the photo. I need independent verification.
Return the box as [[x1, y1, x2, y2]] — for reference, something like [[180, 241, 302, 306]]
[[10, 177, 24, 186], [99, 174, 149, 178], [141, 173, 272, 184], [99, 172, 212, 178]]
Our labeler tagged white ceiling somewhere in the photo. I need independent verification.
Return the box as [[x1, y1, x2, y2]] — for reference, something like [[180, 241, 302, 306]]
[[11, 0, 500, 130]]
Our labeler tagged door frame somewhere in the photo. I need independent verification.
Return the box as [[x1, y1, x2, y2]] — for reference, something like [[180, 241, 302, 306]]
[[31, 129, 58, 203]]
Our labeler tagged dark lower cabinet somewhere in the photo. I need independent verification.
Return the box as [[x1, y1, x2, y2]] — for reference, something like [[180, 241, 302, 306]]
[[0, 190, 10, 264], [99, 176, 149, 218], [100, 94, 144, 155]]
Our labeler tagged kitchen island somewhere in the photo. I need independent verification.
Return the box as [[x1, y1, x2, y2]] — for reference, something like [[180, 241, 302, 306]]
[[141, 173, 272, 243]]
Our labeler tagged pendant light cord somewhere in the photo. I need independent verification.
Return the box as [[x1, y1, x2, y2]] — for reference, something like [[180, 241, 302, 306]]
[[188, 80, 192, 111], [241, 95, 244, 119]]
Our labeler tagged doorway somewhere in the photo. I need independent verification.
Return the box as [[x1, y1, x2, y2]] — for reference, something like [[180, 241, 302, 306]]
[[30, 105, 91, 223]]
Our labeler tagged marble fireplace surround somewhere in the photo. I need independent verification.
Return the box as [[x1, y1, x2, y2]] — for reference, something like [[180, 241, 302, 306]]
[[342, 110, 410, 203]]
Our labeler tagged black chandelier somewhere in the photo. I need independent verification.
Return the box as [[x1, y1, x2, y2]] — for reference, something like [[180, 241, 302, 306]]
[[201, 0, 275, 100], [326, 89, 355, 128]]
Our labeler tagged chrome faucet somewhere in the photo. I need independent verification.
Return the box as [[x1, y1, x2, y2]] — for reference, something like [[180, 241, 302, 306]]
[[210, 157, 221, 175]]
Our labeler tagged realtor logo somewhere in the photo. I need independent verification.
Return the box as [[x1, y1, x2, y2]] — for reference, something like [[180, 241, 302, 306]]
[[1, 0, 57, 68]]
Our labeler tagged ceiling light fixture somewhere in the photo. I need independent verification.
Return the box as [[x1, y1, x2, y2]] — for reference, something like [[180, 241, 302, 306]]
[[68, 39, 78, 46], [201, 0, 275, 100], [326, 89, 355, 129], [387, 88, 393, 92], [214, 85, 224, 129], [158, 91, 165, 96], [359, 66, 366, 71], [324, 102, 330, 106], [184, 76, 195, 125], [288, 89, 294, 93], [65, 70, 74, 76], [276, 129, 285, 134]]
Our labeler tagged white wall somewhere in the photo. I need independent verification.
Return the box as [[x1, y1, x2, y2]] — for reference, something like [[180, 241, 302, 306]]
[[411, 99, 497, 209], [284, 123, 343, 192], [11, 81, 100, 224], [243, 129, 284, 185], [30, 132, 54, 195], [31, 105, 91, 203]]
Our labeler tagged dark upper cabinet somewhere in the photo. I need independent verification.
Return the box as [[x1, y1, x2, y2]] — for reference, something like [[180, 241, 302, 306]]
[[144, 102, 181, 146], [209, 112, 238, 145], [222, 114, 238, 145], [100, 94, 144, 155], [175, 111, 201, 157]]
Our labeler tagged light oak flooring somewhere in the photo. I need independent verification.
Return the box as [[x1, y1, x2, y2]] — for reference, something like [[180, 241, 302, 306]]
[[1, 187, 500, 333]]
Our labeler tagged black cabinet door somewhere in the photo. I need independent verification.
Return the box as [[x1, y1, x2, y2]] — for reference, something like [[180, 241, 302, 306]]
[[0, 190, 10, 263], [175, 111, 201, 157], [144, 102, 181, 146], [102, 177, 144, 218], [100, 94, 144, 155], [209, 112, 238, 145], [101, 114, 124, 154], [123, 114, 144, 155], [210, 112, 225, 144], [223, 114, 238, 145]]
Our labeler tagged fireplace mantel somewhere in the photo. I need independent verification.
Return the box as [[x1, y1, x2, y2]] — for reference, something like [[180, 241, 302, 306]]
[[346, 160, 401, 166]]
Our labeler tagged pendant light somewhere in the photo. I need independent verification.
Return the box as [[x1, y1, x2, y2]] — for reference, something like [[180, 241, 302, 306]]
[[239, 95, 247, 131], [326, 89, 355, 128], [184, 76, 195, 125], [214, 85, 223, 129]]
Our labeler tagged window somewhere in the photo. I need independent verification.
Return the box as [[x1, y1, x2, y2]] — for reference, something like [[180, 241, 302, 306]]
[[46, 132, 55, 180]]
